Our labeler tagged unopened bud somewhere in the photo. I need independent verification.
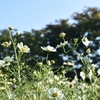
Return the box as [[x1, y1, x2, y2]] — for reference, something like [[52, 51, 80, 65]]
[[16, 31, 20, 36], [59, 32, 66, 38], [86, 48, 91, 53], [51, 60, 55, 64], [36, 62, 43, 67], [74, 38, 78, 44], [8, 26, 14, 30]]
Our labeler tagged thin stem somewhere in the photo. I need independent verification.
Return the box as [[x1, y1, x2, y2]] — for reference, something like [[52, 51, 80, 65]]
[[9, 30, 21, 85], [62, 46, 71, 54], [9, 30, 18, 60], [62, 37, 72, 54], [5, 47, 8, 56], [46, 52, 49, 65]]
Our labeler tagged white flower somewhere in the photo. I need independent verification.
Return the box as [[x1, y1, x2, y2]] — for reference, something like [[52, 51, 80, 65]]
[[0, 56, 14, 67], [0, 60, 5, 67], [80, 71, 85, 80], [48, 87, 64, 100], [17, 42, 30, 53], [3, 56, 14, 66], [56, 41, 68, 49], [81, 37, 90, 46], [97, 69, 100, 75], [3, 56, 13, 62], [41, 45, 56, 52], [1, 41, 11, 47]]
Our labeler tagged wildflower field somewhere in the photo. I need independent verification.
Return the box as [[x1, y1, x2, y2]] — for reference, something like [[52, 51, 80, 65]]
[[0, 26, 100, 100]]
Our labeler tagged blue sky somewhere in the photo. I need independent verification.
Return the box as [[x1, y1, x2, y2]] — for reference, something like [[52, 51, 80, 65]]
[[0, 0, 100, 32]]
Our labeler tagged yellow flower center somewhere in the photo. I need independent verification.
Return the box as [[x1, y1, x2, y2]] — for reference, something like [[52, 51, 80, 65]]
[[4, 42, 9, 45], [52, 93, 58, 97], [83, 38, 86, 42], [21, 47, 25, 51]]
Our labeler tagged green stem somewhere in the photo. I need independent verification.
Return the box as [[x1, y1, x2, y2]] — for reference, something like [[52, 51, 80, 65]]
[[5, 47, 8, 56], [46, 52, 49, 65], [62, 37, 71, 54], [9, 30, 18, 60], [62, 46, 71, 54], [9, 30, 21, 85]]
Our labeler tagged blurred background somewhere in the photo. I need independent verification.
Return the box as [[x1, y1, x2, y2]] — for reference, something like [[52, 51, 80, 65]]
[[0, 0, 100, 72]]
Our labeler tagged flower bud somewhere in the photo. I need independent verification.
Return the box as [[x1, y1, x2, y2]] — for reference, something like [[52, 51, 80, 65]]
[[51, 60, 55, 64], [16, 31, 20, 36], [74, 38, 78, 44], [36, 62, 43, 67], [59, 32, 66, 38], [8, 26, 14, 30], [86, 48, 91, 53]]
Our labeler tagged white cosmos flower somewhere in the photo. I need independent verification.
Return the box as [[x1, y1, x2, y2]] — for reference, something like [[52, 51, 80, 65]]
[[3, 56, 14, 66], [80, 71, 85, 80], [3, 56, 13, 62], [41, 45, 56, 52], [0, 60, 5, 67], [1, 41, 11, 47], [17, 42, 30, 53], [56, 41, 68, 49], [0, 56, 14, 67], [48, 87, 64, 100], [81, 37, 90, 46]]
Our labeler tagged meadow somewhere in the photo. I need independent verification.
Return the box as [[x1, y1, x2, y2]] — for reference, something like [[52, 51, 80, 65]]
[[0, 26, 100, 100]]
